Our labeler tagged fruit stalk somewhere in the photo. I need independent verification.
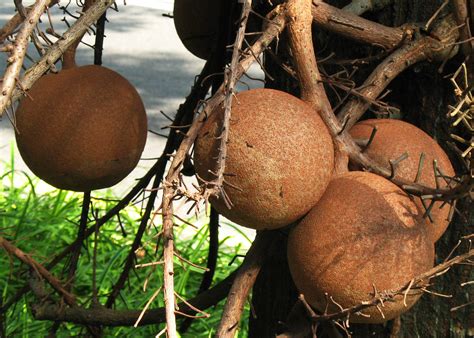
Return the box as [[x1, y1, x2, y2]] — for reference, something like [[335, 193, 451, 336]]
[[62, 0, 95, 69]]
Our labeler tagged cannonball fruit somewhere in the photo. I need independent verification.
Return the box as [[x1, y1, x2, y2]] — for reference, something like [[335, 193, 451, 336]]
[[15, 65, 147, 191], [194, 88, 334, 230], [350, 119, 455, 242], [173, 0, 221, 59], [287, 171, 434, 323]]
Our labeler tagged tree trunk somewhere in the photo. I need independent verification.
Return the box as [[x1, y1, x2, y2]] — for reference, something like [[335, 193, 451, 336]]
[[249, 1, 473, 337]]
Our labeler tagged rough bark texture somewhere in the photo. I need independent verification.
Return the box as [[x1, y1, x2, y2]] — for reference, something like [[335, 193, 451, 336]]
[[249, 0, 473, 337], [249, 231, 299, 337]]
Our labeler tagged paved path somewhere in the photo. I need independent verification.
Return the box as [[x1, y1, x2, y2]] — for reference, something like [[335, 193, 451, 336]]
[[0, 1, 261, 242], [0, 1, 263, 190], [0, 2, 205, 194]]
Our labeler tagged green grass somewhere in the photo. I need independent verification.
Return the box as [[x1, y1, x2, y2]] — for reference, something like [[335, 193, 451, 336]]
[[0, 148, 251, 337]]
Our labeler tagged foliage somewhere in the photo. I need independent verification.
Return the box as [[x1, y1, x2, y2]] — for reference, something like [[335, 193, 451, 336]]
[[0, 147, 251, 337]]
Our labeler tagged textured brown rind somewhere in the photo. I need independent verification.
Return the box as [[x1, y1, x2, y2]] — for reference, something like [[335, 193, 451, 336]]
[[15, 65, 147, 191], [349, 119, 455, 242], [173, 0, 221, 60], [287, 171, 434, 324], [194, 88, 334, 230]]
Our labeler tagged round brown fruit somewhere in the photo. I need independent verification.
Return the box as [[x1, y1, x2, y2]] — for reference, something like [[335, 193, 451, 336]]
[[194, 88, 334, 230], [288, 171, 434, 323], [15, 65, 147, 192], [173, 0, 221, 60], [350, 119, 455, 242]]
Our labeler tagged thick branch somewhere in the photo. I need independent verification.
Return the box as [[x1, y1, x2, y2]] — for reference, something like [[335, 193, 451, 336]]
[[161, 194, 177, 337], [287, 0, 351, 171], [337, 38, 431, 130], [290, 1, 467, 198], [0, 1, 59, 42], [8, 0, 115, 110], [311, 0, 405, 50], [0, 0, 52, 116], [33, 270, 238, 326], [216, 231, 277, 337], [287, 0, 332, 113]]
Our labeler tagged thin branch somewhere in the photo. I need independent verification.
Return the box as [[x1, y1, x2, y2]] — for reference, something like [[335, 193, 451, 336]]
[[93, 11, 107, 65], [179, 207, 219, 333], [104, 172, 160, 308], [197, 207, 220, 291], [134, 287, 162, 327], [337, 36, 433, 130], [65, 191, 90, 291], [452, 0, 473, 58], [0, 237, 76, 306], [450, 300, 474, 312], [91, 210, 99, 305], [204, 0, 252, 206], [0, 8, 29, 42]]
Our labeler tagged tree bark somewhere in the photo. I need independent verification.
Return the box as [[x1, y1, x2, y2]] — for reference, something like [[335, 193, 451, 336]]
[[249, 1, 473, 337]]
